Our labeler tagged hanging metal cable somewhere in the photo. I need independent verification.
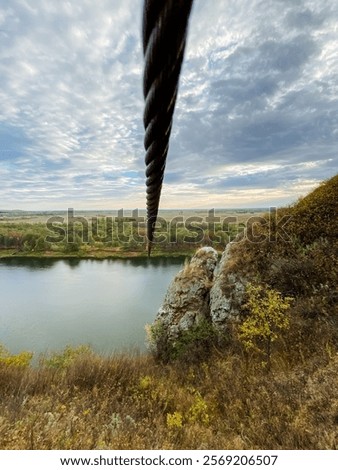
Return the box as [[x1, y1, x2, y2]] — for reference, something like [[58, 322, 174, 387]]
[[142, 0, 194, 255]]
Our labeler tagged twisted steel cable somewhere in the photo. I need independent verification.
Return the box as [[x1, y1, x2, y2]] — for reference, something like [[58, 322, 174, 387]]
[[142, 0, 194, 255]]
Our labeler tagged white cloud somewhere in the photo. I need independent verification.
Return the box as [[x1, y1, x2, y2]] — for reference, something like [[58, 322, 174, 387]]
[[0, 0, 337, 210]]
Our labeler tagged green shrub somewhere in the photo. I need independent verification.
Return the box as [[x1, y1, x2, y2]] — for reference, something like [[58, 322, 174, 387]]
[[0, 344, 33, 368], [42, 345, 92, 369], [238, 284, 293, 370], [147, 319, 221, 363]]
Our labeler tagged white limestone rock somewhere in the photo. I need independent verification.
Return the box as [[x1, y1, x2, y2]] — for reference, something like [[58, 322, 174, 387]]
[[209, 242, 247, 329], [154, 247, 218, 340]]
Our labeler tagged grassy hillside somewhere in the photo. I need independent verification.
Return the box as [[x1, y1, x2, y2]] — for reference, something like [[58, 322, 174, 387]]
[[0, 175, 337, 449], [227, 174, 337, 308], [288, 173, 338, 243], [0, 344, 337, 450]]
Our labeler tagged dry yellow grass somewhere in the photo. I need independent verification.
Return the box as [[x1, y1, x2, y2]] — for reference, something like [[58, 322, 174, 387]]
[[0, 331, 337, 450]]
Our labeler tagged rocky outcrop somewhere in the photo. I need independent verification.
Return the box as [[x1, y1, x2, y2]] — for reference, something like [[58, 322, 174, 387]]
[[154, 247, 218, 341], [148, 244, 248, 355], [209, 242, 247, 329]]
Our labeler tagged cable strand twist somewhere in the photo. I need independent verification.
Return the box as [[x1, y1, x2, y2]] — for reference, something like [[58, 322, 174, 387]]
[[142, 0, 194, 255]]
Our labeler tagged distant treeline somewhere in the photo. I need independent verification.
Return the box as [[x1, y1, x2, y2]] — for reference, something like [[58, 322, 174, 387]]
[[0, 216, 243, 256]]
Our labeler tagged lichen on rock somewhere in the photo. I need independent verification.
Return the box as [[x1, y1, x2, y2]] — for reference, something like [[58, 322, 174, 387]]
[[209, 242, 247, 329], [148, 243, 249, 359], [154, 247, 218, 341]]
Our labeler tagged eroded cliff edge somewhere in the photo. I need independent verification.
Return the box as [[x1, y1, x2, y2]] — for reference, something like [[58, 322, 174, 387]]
[[147, 175, 338, 360], [147, 242, 250, 358]]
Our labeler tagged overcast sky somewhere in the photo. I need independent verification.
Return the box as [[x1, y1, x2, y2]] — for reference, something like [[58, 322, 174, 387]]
[[0, 0, 337, 210]]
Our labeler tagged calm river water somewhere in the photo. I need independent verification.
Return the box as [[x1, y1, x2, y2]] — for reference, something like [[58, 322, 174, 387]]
[[0, 257, 183, 356]]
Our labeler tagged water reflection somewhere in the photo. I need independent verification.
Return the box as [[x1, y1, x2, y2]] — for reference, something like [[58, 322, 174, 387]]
[[0, 257, 183, 356], [0, 257, 58, 270], [124, 256, 186, 268], [0, 256, 187, 270]]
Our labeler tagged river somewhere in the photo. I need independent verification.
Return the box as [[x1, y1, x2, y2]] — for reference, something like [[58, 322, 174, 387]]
[[0, 257, 183, 357]]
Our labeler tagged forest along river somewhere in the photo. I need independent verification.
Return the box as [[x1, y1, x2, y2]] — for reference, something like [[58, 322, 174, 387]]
[[0, 257, 184, 357]]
